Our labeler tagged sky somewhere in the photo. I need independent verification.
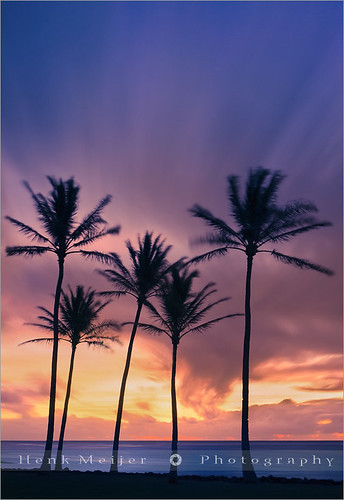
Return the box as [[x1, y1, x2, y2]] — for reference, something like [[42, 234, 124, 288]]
[[1, 1, 343, 442]]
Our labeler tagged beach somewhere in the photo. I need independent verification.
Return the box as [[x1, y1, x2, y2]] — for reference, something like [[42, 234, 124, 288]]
[[2, 470, 343, 499]]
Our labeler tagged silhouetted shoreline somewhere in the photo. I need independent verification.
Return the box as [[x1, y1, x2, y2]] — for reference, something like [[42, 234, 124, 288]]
[[2, 469, 343, 499]]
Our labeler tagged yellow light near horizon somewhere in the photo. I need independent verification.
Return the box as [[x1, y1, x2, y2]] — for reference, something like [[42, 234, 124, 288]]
[[219, 380, 342, 412], [317, 419, 332, 425], [1, 409, 22, 420]]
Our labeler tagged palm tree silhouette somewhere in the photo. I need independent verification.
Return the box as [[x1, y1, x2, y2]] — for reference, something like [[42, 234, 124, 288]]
[[136, 267, 242, 482], [21, 285, 121, 470], [189, 167, 333, 482], [5, 177, 120, 469], [98, 232, 176, 473]]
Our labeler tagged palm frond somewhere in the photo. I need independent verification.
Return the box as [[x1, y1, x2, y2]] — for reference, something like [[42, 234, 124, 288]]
[[37, 306, 54, 318], [181, 313, 243, 338], [182, 296, 230, 329], [40, 321, 69, 336], [144, 300, 171, 330], [259, 201, 324, 243], [131, 322, 169, 336], [19, 337, 68, 346], [107, 252, 132, 279], [163, 257, 188, 275], [5, 217, 52, 244], [179, 292, 224, 331], [79, 250, 115, 265], [259, 170, 286, 207], [259, 221, 332, 245], [259, 214, 316, 242], [35, 316, 54, 326], [6, 245, 51, 257], [26, 316, 70, 337], [82, 333, 121, 341], [97, 290, 127, 298], [82, 320, 122, 336], [24, 322, 53, 331], [70, 226, 120, 248], [280, 200, 318, 217], [23, 181, 57, 238], [46, 177, 79, 237], [189, 204, 241, 241], [227, 175, 246, 227], [188, 247, 229, 264], [81, 335, 121, 345], [92, 298, 113, 316], [83, 340, 111, 349], [97, 269, 137, 295], [271, 250, 334, 276], [69, 195, 112, 240], [191, 232, 242, 248]]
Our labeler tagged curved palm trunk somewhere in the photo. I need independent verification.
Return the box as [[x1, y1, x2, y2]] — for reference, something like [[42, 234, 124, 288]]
[[110, 302, 143, 473], [241, 254, 257, 483], [169, 341, 178, 483], [55, 346, 76, 471], [41, 257, 64, 471]]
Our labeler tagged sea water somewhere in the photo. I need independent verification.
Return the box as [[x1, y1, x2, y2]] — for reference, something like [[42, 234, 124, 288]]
[[1, 441, 342, 481]]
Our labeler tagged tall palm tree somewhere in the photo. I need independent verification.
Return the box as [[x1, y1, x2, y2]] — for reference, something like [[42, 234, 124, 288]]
[[5, 177, 120, 469], [136, 267, 242, 482], [189, 167, 333, 482], [21, 285, 121, 470], [98, 232, 176, 473]]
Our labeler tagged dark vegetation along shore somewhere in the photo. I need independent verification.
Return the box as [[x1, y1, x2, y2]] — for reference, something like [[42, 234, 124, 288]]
[[1, 470, 343, 499]]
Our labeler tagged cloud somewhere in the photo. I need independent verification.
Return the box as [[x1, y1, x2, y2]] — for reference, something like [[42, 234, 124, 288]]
[[296, 379, 343, 392], [2, 397, 342, 442], [1, 390, 23, 405], [136, 402, 151, 411]]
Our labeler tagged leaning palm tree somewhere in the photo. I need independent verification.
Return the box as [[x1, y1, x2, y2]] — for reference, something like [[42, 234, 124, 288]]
[[21, 285, 121, 471], [98, 232, 177, 473], [189, 167, 333, 482], [5, 177, 120, 469], [136, 267, 242, 482]]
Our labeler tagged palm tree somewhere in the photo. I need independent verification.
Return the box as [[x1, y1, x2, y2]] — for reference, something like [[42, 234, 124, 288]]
[[22, 285, 121, 470], [189, 167, 333, 482], [21, 285, 121, 470], [5, 177, 120, 470], [98, 232, 177, 473], [136, 267, 242, 482]]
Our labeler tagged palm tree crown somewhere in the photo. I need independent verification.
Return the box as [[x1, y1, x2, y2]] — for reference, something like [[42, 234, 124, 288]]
[[98, 231, 175, 302], [24, 285, 121, 350], [140, 267, 240, 343], [190, 167, 333, 273], [6, 176, 120, 262]]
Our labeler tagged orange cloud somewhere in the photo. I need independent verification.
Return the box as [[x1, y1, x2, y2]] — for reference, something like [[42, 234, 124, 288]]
[[317, 419, 332, 425], [2, 396, 342, 441]]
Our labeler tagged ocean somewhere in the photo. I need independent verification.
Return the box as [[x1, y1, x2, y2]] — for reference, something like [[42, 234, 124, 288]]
[[1, 441, 342, 481]]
